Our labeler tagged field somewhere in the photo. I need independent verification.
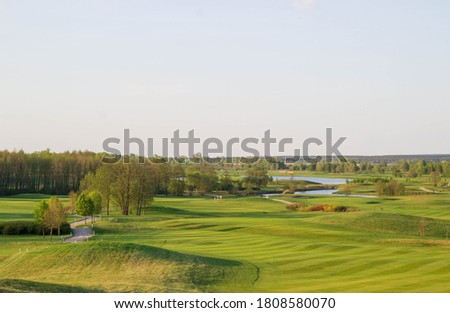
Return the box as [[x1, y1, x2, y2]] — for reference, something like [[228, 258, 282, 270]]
[[1, 176, 450, 292]]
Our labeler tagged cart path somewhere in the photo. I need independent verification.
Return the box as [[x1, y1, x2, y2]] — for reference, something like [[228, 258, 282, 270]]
[[63, 216, 100, 243], [420, 187, 439, 194], [268, 198, 294, 205]]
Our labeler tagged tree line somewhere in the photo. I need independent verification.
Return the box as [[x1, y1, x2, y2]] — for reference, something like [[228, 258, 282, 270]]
[[286, 159, 450, 176], [1, 149, 448, 204], [1, 149, 448, 197], [0, 150, 100, 195], [77, 158, 270, 216]]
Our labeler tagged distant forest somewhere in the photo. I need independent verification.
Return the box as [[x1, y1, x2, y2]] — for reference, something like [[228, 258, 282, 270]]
[[0, 150, 100, 195], [0, 150, 449, 196]]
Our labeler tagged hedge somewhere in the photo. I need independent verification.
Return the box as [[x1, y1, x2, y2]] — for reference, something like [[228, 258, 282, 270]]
[[0, 221, 71, 235]]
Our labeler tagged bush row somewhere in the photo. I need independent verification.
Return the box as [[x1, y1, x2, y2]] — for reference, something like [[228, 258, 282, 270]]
[[304, 205, 360, 213], [0, 221, 71, 235]]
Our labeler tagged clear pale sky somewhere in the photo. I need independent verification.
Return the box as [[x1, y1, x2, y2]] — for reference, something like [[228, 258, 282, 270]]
[[0, 0, 449, 156]]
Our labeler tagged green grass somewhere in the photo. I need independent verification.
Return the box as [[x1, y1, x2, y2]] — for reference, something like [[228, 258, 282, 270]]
[[0, 194, 68, 221], [0, 241, 253, 292], [0, 181, 450, 292]]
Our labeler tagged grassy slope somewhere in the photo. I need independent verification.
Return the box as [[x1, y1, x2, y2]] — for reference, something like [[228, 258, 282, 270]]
[[0, 182, 450, 292], [0, 241, 252, 292], [110, 196, 450, 292]]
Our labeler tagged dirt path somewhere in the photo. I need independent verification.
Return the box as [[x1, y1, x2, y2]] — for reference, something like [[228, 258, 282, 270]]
[[420, 187, 439, 194], [268, 198, 294, 205], [63, 216, 100, 243]]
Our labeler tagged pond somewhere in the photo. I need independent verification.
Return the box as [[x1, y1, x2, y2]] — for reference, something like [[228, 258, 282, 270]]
[[265, 175, 376, 198], [293, 190, 378, 198], [271, 176, 351, 185]]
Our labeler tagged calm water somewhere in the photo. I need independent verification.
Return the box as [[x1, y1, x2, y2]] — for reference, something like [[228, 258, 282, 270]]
[[293, 190, 378, 198], [266, 175, 376, 197], [294, 189, 337, 195], [272, 176, 351, 185]]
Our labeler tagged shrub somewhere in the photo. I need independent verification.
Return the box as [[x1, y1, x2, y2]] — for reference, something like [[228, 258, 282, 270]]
[[40, 223, 71, 236], [59, 223, 71, 235], [308, 205, 325, 212], [0, 221, 71, 235], [304, 205, 358, 213], [323, 205, 336, 212], [376, 179, 405, 196], [1, 221, 36, 235], [286, 203, 303, 211], [334, 206, 348, 212]]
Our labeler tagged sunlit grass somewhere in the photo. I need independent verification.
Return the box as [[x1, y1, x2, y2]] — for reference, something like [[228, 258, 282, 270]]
[[1, 182, 450, 292]]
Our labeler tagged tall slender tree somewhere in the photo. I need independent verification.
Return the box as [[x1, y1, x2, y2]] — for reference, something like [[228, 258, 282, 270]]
[[34, 200, 49, 238]]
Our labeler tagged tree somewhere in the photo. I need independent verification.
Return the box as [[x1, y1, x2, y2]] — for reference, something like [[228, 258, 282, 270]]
[[131, 163, 156, 215], [79, 172, 95, 193], [93, 165, 114, 215], [168, 178, 185, 196], [88, 191, 103, 222], [67, 191, 78, 213], [444, 162, 450, 178], [388, 180, 405, 196], [407, 169, 418, 179], [243, 163, 270, 190], [399, 160, 410, 172], [286, 175, 298, 193], [376, 179, 405, 196], [34, 200, 49, 238], [430, 171, 440, 187], [391, 166, 402, 177], [376, 180, 386, 196], [46, 197, 65, 241], [168, 164, 185, 196], [111, 162, 134, 215], [76, 192, 95, 224], [341, 183, 352, 196], [186, 163, 218, 195], [218, 170, 234, 192], [416, 160, 426, 176], [346, 161, 358, 173], [93, 160, 157, 216]]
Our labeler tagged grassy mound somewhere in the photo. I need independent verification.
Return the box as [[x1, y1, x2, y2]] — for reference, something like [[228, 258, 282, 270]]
[[0, 242, 253, 292]]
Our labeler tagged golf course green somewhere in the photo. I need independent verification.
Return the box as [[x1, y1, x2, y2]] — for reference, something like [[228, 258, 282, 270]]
[[1, 175, 449, 293]]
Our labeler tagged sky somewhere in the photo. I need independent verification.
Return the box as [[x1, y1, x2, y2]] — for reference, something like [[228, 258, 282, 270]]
[[0, 0, 449, 156]]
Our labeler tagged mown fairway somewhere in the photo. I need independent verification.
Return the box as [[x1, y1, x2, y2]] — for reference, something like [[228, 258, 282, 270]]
[[1, 189, 450, 292]]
